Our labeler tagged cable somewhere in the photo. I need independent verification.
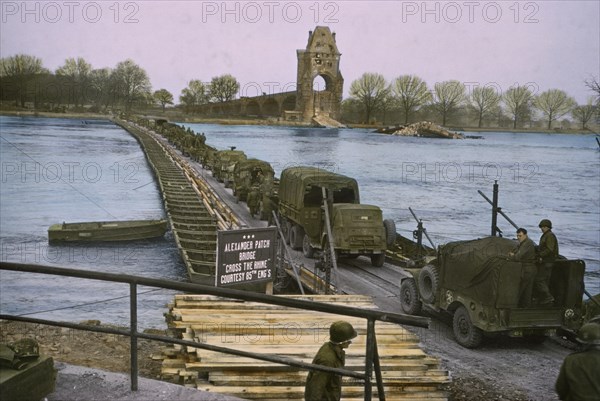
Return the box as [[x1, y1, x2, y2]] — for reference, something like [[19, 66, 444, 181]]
[[14, 287, 172, 317]]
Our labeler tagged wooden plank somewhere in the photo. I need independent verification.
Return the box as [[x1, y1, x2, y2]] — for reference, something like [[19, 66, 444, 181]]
[[161, 294, 449, 400]]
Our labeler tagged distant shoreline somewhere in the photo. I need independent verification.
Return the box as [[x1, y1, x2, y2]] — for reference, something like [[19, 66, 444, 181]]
[[1, 110, 597, 135]]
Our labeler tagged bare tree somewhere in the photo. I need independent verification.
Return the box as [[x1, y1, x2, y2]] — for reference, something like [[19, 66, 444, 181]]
[[89, 68, 115, 110], [56, 57, 92, 107], [503, 86, 534, 129], [349, 72, 390, 124], [0, 54, 47, 107], [112, 59, 151, 111], [431, 80, 466, 126], [572, 97, 596, 130], [534, 89, 576, 129], [392, 75, 431, 124], [585, 76, 600, 106], [470, 86, 501, 128], [153, 89, 174, 112], [179, 80, 210, 110], [209, 74, 239, 103]]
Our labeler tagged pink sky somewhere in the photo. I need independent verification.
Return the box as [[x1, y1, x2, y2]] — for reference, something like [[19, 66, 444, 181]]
[[1, 1, 598, 104]]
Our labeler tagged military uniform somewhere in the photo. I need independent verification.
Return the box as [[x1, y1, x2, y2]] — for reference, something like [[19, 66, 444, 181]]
[[246, 186, 260, 217], [305, 321, 357, 401], [510, 237, 537, 307], [556, 347, 600, 400], [304, 341, 346, 401], [535, 228, 559, 304]]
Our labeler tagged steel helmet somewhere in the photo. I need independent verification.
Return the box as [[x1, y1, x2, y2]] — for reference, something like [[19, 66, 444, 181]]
[[577, 323, 600, 345], [9, 338, 39, 359], [330, 321, 358, 343], [538, 219, 552, 229]]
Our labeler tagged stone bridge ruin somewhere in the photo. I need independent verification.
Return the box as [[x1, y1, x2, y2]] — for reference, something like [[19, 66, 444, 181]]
[[192, 26, 344, 127]]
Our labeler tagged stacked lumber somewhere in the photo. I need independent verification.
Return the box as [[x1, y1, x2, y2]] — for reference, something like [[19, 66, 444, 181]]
[[161, 294, 449, 400]]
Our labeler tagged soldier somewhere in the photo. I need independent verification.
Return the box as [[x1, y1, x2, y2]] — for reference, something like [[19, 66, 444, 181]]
[[534, 219, 559, 306], [555, 322, 600, 400], [305, 321, 358, 401], [508, 228, 537, 307], [246, 185, 261, 218]]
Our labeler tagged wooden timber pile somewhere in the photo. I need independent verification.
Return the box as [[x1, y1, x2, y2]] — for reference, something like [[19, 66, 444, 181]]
[[161, 294, 449, 401]]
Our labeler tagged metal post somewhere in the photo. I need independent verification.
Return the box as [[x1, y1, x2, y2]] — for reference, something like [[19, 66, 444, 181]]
[[130, 283, 138, 391], [373, 335, 386, 401], [491, 180, 499, 236], [414, 220, 423, 257], [364, 319, 376, 401]]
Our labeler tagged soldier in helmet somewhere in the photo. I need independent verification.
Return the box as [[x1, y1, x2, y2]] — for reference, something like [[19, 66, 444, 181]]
[[534, 219, 559, 306], [305, 321, 358, 401], [555, 322, 600, 400]]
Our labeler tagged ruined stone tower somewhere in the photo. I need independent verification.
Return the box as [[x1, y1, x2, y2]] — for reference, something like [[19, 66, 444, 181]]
[[296, 27, 344, 123]]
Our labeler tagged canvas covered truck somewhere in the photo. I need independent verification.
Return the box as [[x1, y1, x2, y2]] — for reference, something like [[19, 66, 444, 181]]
[[232, 159, 275, 202], [277, 166, 396, 267], [399, 236, 586, 348], [212, 148, 246, 187]]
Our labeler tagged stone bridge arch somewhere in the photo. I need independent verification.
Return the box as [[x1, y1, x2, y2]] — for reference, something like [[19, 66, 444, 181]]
[[295, 26, 343, 122]]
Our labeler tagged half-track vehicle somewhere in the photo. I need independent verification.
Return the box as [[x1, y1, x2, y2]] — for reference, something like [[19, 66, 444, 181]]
[[277, 166, 396, 267], [232, 158, 275, 202], [399, 236, 586, 348], [212, 148, 246, 187]]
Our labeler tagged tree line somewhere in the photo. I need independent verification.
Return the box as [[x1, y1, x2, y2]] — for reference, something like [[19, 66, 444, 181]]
[[346, 73, 599, 130], [0, 54, 240, 113], [1, 54, 598, 130]]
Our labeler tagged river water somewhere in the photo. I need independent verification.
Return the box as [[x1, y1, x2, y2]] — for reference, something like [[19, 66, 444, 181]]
[[1, 116, 598, 328]]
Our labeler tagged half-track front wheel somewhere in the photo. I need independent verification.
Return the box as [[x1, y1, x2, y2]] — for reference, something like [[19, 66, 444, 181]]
[[399, 278, 422, 315], [452, 305, 483, 348], [418, 264, 439, 304]]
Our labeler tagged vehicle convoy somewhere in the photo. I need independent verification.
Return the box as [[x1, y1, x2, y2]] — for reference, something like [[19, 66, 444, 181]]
[[399, 236, 586, 348], [232, 158, 275, 202], [213, 148, 247, 187], [276, 166, 396, 267]]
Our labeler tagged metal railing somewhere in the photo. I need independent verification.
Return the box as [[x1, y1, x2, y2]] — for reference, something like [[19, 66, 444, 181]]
[[0, 261, 429, 401]]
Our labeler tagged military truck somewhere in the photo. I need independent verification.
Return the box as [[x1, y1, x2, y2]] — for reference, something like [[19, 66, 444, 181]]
[[232, 158, 275, 202], [277, 166, 396, 267], [399, 236, 586, 348], [212, 148, 246, 187]]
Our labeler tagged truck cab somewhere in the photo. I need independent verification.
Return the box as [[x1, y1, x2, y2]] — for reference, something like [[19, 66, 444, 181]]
[[400, 236, 586, 348], [278, 166, 396, 267]]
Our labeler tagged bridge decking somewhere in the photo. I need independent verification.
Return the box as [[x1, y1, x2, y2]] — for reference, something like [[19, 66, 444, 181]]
[[117, 118, 449, 400], [115, 120, 224, 285], [161, 294, 449, 401]]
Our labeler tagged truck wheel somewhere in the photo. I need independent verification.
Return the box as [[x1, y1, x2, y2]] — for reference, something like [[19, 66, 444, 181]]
[[302, 234, 315, 258], [418, 264, 439, 304], [371, 253, 385, 267], [289, 225, 304, 250], [383, 219, 397, 247], [400, 278, 422, 315], [453, 306, 483, 348]]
